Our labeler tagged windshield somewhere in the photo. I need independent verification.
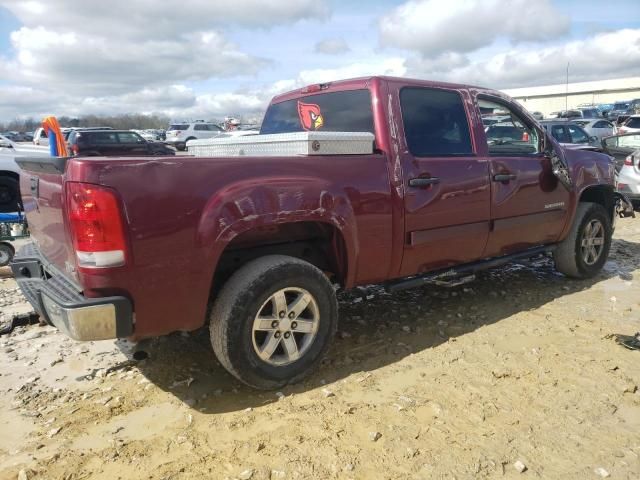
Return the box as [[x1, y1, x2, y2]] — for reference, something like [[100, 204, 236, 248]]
[[261, 89, 374, 135], [168, 124, 189, 131]]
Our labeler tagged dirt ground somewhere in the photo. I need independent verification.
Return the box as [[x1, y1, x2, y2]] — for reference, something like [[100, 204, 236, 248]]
[[1, 219, 639, 480]]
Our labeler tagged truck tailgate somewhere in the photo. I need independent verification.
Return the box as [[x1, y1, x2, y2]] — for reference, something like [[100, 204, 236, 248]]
[[16, 157, 75, 275]]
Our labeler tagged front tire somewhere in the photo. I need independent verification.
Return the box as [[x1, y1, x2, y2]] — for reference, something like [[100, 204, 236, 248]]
[[209, 255, 338, 390], [553, 202, 612, 279]]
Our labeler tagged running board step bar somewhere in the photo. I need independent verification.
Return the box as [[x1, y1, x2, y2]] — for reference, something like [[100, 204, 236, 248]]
[[385, 245, 555, 293]]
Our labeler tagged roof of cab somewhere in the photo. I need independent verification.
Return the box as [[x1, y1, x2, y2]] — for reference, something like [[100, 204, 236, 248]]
[[270, 76, 495, 104]]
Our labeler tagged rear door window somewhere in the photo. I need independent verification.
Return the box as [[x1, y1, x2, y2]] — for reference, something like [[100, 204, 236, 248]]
[[86, 132, 118, 144], [400, 87, 473, 156], [117, 132, 145, 143], [260, 89, 374, 134]]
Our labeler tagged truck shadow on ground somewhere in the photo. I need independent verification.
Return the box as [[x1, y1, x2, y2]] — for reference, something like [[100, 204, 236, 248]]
[[126, 237, 640, 414]]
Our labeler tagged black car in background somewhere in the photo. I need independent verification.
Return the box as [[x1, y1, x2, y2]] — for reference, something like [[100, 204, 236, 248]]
[[67, 130, 175, 156]]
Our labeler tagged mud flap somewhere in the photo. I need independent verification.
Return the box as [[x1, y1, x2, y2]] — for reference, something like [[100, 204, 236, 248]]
[[614, 192, 635, 218]]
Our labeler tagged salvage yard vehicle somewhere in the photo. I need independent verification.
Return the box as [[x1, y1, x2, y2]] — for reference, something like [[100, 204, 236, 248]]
[[0, 134, 48, 212], [615, 145, 640, 209], [12, 76, 624, 389], [539, 120, 601, 151], [66, 129, 175, 157], [573, 119, 616, 141], [601, 133, 640, 171], [165, 121, 224, 151]]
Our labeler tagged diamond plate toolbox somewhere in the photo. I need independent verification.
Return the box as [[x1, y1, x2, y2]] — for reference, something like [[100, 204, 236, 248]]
[[187, 131, 375, 157]]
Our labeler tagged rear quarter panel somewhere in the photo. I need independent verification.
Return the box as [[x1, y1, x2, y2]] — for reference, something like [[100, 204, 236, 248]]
[[67, 154, 393, 338]]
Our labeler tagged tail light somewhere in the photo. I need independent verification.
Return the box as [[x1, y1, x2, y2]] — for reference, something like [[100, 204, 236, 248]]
[[175, 131, 182, 137], [522, 131, 530, 142], [65, 182, 127, 268], [624, 155, 634, 166], [618, 128, 627, 134]]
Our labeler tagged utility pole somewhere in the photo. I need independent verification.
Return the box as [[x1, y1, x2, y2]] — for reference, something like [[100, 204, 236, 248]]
[[565, 62, 570, 112]]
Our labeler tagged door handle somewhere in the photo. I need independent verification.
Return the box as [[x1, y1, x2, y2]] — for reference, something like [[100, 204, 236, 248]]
[[409, 177, 440, 187], [493, 173, 517, 182]]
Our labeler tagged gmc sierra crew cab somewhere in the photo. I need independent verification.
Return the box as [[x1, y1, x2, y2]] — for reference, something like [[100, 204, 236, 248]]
[[12, 76, 621, 389]]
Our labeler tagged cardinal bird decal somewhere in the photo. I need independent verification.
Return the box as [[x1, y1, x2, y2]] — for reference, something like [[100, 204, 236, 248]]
[[298, 101, 324, 131]]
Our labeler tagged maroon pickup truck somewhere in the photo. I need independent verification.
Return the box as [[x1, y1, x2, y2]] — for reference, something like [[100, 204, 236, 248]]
[[13, 76, 620, 389]]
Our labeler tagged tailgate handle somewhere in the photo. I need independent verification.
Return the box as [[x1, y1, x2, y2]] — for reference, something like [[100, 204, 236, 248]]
[[493, 173, 517, 182], [409, 177, 440, 187]]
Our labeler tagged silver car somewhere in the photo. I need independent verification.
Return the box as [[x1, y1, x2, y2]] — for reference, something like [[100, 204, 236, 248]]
[[617, 147, 640, 209], [573, 119, 616, 141]]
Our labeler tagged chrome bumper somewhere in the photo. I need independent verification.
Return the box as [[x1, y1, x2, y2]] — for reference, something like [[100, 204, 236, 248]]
[[10, 243, 133, 341]]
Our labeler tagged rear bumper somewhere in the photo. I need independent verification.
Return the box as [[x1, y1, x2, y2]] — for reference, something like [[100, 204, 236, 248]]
[[10, 243, 133, 341]]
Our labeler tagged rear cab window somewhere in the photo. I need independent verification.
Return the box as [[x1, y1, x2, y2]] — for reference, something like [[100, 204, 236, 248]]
[[168, 124, 189, 131], [399, 87, 473, 156], [260, 89, 374, 135]]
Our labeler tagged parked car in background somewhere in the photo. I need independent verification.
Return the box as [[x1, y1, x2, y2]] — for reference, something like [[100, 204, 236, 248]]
[[33, 127, 49, 146], [539, 120, 600, 150], [596, 103, 614, 118], [577, 107, 600, 119], [607, 101, 631, 122], [530, 111, 544, 121], [132, 129, 158, 142], [616, 146, 640, 209], [555, 110, 583, 119], [617, 115, 640, 134], [67, 130, 175, 157], [600, 133, 640, 172], [0, 134, 49, 212], [165, 121, 224, 151], [573, 119, 616, 141]]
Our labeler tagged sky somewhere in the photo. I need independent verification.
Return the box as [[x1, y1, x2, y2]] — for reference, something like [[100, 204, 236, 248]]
[[0, 0, 639, 122]]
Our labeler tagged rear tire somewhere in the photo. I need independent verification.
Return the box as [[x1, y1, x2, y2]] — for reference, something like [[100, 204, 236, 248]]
[[0, 176, 20, 213], [209, 255, 338, 390], [175, 142, 187, 151], [553, 202, 612, 279]]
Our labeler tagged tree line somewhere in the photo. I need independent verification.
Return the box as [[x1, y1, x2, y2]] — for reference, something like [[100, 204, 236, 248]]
[[0, 113, 177, 132]]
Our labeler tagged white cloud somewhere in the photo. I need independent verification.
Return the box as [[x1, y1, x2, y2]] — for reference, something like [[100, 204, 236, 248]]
[[0, 0, 330, 36], [0, 27, 266, 95], [405, 28, 640, 89], [379, 0, 569, 56], [0, 0, 331, 97], [314, 38, 350, 55]]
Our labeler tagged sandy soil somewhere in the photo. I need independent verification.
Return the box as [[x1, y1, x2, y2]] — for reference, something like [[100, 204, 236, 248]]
[[1, 219, 639, 480]]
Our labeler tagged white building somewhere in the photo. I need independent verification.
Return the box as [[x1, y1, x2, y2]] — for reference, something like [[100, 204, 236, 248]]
[[502, 77, 640, 117]]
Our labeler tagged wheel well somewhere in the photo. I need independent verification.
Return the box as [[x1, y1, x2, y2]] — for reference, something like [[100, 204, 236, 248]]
[[579, 185, 615, 221], [213, 221, 348, 294]]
